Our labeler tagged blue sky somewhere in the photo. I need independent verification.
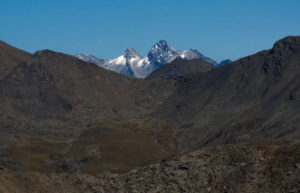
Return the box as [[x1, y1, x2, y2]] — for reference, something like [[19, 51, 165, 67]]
[[1, 0, 299, 62]]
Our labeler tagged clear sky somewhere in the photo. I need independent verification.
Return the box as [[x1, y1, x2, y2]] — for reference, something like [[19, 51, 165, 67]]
[[1, 0, 299, 62]]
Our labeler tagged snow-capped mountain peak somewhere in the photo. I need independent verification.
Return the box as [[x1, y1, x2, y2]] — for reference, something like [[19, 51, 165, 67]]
[[179, 49, 203, 59], [75, 40, 217, 78], [178, 49, 218, 66], [147, 40, 179, 67]]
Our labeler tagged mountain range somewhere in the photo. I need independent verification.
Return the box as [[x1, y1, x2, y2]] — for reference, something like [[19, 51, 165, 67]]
[[0, 37, 299, 193], [75, 40, 219, 78]]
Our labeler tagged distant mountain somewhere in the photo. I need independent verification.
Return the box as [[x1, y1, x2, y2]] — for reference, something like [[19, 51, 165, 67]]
[[103, 48, 149, 77], [219, 59, 232, 66], [147, 58, 213, 80], [179, 49, 218, 65], [74, 54, 105, 66], [74, 40, 217, 78]]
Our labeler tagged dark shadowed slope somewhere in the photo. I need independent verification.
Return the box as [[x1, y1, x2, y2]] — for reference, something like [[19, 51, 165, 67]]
[[0, 41, 32, 79], [146, 58, 213, 80], [0, 49, 176, 136], [156, 36, 300, 151], [0, 49, 178, 173]]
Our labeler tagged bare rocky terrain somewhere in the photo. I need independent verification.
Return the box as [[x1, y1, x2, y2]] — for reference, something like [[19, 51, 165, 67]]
[[0, 141, 299, 193]]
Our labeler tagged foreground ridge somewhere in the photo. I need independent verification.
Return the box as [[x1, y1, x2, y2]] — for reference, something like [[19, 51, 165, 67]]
[[0, 142, 299, 193]]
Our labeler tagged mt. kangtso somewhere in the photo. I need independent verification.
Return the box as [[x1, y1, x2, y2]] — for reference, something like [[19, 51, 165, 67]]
[[75, 40, 218, 78]]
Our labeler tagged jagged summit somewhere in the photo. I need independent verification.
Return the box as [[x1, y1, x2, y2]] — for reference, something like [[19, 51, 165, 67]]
[[147, 40, 179, 67], [151, 40, 175, 52], [157, 40, 169, 46], [124, 48, 141, 58]]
